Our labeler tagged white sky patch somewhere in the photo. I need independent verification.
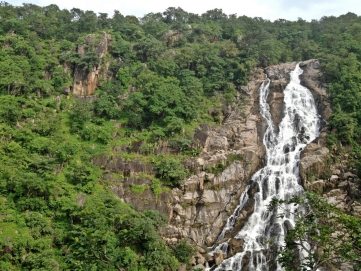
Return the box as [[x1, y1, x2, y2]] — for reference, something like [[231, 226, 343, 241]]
[[7, 0, 361, 21]]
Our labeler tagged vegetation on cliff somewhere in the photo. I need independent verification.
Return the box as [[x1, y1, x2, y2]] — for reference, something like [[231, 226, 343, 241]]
[[1, 1, 361, 270], [270, 193, 361, 271]]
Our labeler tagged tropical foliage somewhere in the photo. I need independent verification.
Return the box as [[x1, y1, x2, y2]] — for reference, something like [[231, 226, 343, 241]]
[[1, 1, 361, 269], [269, 193, 361, 271]]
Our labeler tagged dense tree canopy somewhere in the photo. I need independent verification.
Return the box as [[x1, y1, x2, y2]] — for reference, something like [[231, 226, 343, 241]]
[[1, 1, 361, 270]]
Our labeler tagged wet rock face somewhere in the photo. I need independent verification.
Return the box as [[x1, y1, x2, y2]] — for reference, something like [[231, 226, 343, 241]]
[[213, 250, 224, 265], [263, 60, 330, 128], [227, 238, 244, 257], [300, 59, 331, 120], [72, 32, 111, 96], [299, 137, 330, 187], [264, 62, 297, 127]]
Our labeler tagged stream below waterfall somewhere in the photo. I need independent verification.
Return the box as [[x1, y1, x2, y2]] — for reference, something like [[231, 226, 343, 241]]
[[210, 63, 322, 271]]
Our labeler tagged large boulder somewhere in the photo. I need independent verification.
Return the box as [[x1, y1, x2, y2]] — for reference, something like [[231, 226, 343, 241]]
[[299, 141, 330, 187]]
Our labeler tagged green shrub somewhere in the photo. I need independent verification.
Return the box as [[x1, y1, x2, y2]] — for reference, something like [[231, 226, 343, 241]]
[[151, 179, 163, 201], [227, 153, 243, 163], [77, 51, 100, 71], [65, 164, 100, 187], [205, 162, 226, 175], [169, 137, 192, 152], [70, 101, 93, 132], [157, 158, 188, 186], [80, 123, 111, 144], [94, 94, 121, 119], [139, 141, 153, 154], [174, 239, 195, 265], [131, 184, 148, 194]]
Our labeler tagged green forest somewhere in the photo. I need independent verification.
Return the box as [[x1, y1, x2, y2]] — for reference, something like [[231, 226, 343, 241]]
[[0, 2, 361, 270]]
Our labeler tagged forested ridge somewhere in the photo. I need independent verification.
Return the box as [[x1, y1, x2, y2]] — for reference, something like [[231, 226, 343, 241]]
[[0, 2, 361, 270]]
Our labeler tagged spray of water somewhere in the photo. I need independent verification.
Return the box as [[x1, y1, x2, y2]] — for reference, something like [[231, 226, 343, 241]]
[[211, 64, 321, 271]]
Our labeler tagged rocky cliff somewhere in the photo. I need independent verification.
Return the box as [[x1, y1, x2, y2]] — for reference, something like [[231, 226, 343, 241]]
[[93, 68, 268, 253], [93, 59, 361, 270], [205, 60, 335, 267], [295, 60, 361, 218], [72, 32, 111, 96]]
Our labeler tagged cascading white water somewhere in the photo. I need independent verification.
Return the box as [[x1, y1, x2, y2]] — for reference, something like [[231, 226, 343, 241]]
[[212, 64, 321, 271]]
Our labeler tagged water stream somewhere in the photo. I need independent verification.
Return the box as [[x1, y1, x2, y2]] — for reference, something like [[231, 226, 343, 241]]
[[211, 64, 321, 271]]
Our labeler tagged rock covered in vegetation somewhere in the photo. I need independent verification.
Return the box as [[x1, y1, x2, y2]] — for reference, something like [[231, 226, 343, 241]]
[[94, 70, 267, 251], [73, 32, 111, 96], [2, 2, 361, 270], [301, 142, 361, 217], [95, 60, 339, 266], [298, 60, 361, 219]]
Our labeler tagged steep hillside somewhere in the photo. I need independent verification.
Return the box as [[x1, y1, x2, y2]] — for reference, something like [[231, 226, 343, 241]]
[[1, 3, 361, 270]]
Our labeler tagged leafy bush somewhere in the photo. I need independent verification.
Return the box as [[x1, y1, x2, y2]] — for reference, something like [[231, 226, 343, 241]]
[[0, 95, 22, 125], [169, 137, 192, 152], [205, 162, 226, 175], [77, 50, 100, 71], [94, 94, 121, 119], [131, 184, 148, 194], [70, 101, 93, 132], [151, 179, 163, 201], [117, 66, 131, 88], [269, 192, 361, 270], [164, 116, 184, 135], [139, 141, 153, 154], [174, 239, 195, 264], [157, 158, 188, 186], [80, 123, 112, 144], [65, 164, 100, 187]]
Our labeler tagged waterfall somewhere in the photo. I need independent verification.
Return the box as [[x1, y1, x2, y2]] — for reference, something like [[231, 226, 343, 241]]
[[211, 64, 321, 271]]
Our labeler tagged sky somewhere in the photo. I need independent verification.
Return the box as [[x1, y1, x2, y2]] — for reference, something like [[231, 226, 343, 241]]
[[8, 0, 361, 22]]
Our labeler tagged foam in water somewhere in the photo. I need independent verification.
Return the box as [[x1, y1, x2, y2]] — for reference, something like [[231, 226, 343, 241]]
[[211, 64, 321, 271]]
